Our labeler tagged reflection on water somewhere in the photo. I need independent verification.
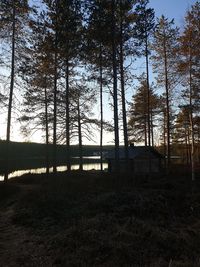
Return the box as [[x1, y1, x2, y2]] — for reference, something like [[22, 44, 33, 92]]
[[0, 163, 108, 181]]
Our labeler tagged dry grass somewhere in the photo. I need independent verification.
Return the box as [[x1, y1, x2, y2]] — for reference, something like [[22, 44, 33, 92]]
[[0, 170, 200, 266]]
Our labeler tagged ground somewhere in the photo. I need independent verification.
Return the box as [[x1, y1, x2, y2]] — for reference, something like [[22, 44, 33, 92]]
[[0, 170, 200, 266]]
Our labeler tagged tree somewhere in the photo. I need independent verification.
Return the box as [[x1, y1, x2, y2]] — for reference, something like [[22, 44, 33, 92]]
[[19, 15, 54, 175], [118, 0, 139, 168], [58, 0, 83, 171], [177, 2, 200, 180], [128, 75, 160, 145], [42, 0, 62, 174], [20, 0, 83, 172], [89, 0, 121, 172], [0, 0, 31, 181], [84, 0, 111, 171], [111, 0, 120, 172], [134, 0, 155, 146], [70, 80, 97, 170], [151, 15, 179, 169], [85, 0, 137, 171], [172, 108, 191, 165], [110, 0, 136, 171]]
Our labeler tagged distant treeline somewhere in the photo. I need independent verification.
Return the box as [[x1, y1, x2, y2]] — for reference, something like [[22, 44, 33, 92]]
[[158, 144, 200, 166], [0, 140, 114, 160], [1, 140, 199, 165], [0, 140, 115, 174]]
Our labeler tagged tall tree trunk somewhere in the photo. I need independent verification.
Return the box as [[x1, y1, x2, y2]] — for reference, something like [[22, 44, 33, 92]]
[[187, 128, 191, 165], [44, 85, 49, 176], [111, 0, 120, 172], [163, 110, 167, 168], [145, 33, 151, 147], [185, 127, 189, 165], [189, 45, 195, 181], [163, 35, 171, 169], [4, 1, 16, 182], [65, 3, 71, 172], [53, 16, 58, 174], [65, 58, 71, 171], [120, 0, 129, 168], [150, 109, 154, 146], [144, 116, 147, 146], [198, 126, 200, 164], [77, 98, 83, 171], [99, 44, 103, 171], [189, 112, 195, 180]]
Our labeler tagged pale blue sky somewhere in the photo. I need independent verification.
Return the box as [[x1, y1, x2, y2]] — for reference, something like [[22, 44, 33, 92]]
[[150, 0, 197, 26]]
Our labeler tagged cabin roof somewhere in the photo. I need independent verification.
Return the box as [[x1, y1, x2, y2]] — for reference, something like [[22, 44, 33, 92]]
[[106, 145, 163, 160]]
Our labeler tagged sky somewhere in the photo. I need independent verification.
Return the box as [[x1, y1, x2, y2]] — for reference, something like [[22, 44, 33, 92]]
[[0, 0, 198, 145], [150, 0, 197, 25]]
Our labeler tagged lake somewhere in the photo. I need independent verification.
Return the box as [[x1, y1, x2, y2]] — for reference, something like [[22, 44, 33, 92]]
[[0, 162, 108, 181]]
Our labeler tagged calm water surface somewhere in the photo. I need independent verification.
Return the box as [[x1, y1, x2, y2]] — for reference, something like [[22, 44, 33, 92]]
[[0, 163, 108, 181]]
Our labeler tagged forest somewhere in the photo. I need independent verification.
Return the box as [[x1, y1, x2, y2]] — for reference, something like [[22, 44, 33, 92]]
[[0, 1, 200, 266], [0, 0, 200, 179]]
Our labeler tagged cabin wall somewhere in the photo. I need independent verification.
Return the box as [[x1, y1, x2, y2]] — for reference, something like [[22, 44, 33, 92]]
[[108, 158, 161, 173], [133, 159, 160, 173]]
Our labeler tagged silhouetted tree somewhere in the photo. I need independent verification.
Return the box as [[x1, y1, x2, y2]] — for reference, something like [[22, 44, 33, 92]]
[[128, 75, 160, 145], [151, 15, 179, 169], [0, 0, 31, 181], [58, 0, 83, 170], [177, 2, 200, 180], [134, 0, 155, 146]]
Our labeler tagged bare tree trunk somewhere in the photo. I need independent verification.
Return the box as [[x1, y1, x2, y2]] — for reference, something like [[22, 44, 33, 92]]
[[189, 111, 195, 181], [120, 0, 129, 169], [65, 58, 71, 171], [77, 98, 83, 171], [145, 34, 151, 147], [99, 44, 103, 171], [144, 117, 147, 146], [44, 85, 49, 176], [65, 3, 71, 172], [53, 15, 58, 175], [189, 46, 195, 181], [163, 110, 167, 169], [187, 129, 191, 165], [198, 126, 200, 164], [111, 0, 120, 172], [163, 35, 171, 169], [151, 109, 154, 146], [5, 1, 16, 182], [185, 127, 189, 165]]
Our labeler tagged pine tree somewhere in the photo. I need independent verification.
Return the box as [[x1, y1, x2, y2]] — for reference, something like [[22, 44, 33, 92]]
[[177, 2, 200, 180], [151, 15, 179, 169], [0, 0, 31, 181], [118, 0, 138, 168], [172, 108, 191, 165], [84, 0, 111, 171], [19, 11, 54, 175], [128, 75, 160, 145], [111, 0, 120, 172], [70, 80, 97, 170], [134, 0, 155, 146], [58, 0, 83, 170], [42, 0, 61, 174]]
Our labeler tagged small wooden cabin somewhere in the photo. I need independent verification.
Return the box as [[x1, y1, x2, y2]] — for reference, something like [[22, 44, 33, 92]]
[[106, 145, 163, 174]]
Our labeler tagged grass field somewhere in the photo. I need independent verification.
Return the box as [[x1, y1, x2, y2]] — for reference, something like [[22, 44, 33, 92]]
[[0, 171, 200, 266]]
